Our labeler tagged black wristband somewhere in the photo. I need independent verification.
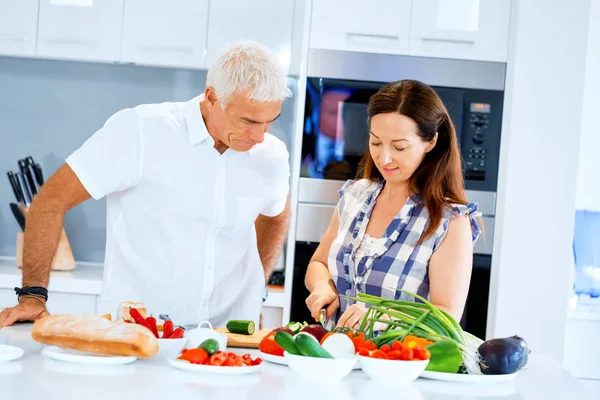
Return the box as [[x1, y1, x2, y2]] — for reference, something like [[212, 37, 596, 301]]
[[15, 286, 48, 301]]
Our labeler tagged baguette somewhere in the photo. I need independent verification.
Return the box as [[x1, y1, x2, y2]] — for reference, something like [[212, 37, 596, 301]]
[[32, 313, 159, 358]]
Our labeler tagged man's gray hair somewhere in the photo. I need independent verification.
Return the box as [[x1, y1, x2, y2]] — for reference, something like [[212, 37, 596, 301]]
[[206, 40, 292, 108]]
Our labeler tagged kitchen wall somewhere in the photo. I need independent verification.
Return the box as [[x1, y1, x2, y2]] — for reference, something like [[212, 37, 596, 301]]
[[0, 56, 297, 262]]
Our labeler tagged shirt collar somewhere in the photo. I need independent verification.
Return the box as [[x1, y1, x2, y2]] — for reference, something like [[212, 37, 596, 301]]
[[185, 94, 214, 147]]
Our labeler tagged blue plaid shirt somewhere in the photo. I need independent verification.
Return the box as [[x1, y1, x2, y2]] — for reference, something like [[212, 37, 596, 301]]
[[328, 179, 482, 323]]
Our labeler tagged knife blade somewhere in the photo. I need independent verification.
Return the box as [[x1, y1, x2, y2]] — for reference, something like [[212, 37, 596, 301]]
[[19, 159, 38, 196], [7, 171, 23, 204], [15, 172, 31, 206], [10, 203, 25, 231]]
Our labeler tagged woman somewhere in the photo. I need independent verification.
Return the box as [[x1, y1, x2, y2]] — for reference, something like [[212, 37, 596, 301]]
[[304, 79, 482, 329]]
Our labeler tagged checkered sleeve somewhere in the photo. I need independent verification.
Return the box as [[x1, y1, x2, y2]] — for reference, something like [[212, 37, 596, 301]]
[[433, 202, 482, 252]]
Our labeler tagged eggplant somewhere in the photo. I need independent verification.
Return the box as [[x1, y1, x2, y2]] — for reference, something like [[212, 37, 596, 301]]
[[300, 324, 329, 342], [478, 335, 529, 375]]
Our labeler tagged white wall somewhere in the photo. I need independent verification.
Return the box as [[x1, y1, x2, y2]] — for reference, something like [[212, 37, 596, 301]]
[[487, 0, 591, 363], [576, 0, 600, 212]]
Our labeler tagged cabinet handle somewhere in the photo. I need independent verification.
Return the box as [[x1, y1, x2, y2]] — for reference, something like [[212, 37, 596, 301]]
[[420, 37, 475, 45], [346, 33, 399, 43], [0, 36, 27, 42], [141, 45, 197, 55], [45, 38, 98, 48]]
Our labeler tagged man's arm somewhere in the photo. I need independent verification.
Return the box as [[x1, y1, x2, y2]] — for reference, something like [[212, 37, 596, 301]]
[[255, 197, 291, 283], [0, 164, 91, 326]]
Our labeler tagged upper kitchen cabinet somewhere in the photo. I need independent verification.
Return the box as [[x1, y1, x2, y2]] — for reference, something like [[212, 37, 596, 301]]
[[0, 0, 39, 57], [205, 0, 295, 73], [310, 0, 412, 55], [121, 0, 209, 70], [409, 0, 511, 62], [36, 0, 123, 62]]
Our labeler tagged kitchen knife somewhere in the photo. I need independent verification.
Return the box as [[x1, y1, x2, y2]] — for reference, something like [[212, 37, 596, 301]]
[[7, 171, 23, 204], [15, 172, 31, 206], [25, 157, 44, 186], [19, 159, 38, 196], [10, 202, 25, 231]]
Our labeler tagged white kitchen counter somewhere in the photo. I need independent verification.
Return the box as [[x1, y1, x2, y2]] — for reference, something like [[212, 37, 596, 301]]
[[0, 324, 595, 400]]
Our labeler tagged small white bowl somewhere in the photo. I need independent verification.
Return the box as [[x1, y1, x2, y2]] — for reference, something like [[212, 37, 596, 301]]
[[284, 352, 358, 383], [184, 321, 228, 351], [358, 355, 429, 383], [155, 338, 188, 359]]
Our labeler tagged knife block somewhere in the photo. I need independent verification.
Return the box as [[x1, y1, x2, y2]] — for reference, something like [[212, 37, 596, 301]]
[[15, 208, 76, 271]]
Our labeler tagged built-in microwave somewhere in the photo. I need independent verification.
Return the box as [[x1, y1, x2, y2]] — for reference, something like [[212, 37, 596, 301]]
[[290, 49, 507, 340]]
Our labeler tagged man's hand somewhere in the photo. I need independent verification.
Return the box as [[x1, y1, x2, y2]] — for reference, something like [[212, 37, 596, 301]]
[[0, 297, 50, 327]]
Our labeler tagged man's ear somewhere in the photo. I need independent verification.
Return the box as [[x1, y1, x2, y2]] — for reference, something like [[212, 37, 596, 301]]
[[205, 87, 218, 109]]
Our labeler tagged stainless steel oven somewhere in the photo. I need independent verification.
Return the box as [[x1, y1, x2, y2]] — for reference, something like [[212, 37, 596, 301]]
[[290, 49, 506, 339]]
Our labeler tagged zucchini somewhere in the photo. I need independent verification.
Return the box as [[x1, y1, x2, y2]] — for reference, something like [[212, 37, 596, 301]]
[[226, 319, 255, 335], [274, 331, 301, 355], [199, 338, 219, 355], [294, 332, 333, 358]]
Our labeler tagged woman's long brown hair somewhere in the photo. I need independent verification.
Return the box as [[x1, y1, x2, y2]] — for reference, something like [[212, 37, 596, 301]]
[[358, 80, 469, 243]]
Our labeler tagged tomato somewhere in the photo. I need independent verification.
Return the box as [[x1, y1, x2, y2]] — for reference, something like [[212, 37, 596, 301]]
[[399, 348, 414, 361], [386, 350, 402, 360], [177, 348, 209, 364], [379, 344, 391, 353], [258, 331, 284, 357], [352, 337, 364, 352], [358, 340, 377, 351], [371, 350, 387, 359], [209, 352, 227, 366], [251, 357, 263, 366], [415, 348, 431, 360], [391, 340, 404, 352], [357, 348, 370, 357]]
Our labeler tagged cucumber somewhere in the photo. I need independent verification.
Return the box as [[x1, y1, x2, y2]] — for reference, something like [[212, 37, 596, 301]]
[[294, 332, 333, 358], [226, 319, 255, 335], [274, 331, 301, 355], [199, 338, 219, 355]]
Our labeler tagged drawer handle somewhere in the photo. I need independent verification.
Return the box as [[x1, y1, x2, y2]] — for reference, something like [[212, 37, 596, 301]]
[[0, 35, 27, 42], [346, 32, 400, 43], [45, 38, 99, 48], [420, 37, 475, 45], [141, 45, 197, 55]]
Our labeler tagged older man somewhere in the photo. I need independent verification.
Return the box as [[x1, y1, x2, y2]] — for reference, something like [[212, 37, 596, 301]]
[[0, 41, 292, 328]]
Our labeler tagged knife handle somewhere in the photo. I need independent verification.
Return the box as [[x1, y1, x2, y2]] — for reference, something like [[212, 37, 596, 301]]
[[15, 172, 31, 206], [7, 171, 23, 204], [19, 160, 37, 196]]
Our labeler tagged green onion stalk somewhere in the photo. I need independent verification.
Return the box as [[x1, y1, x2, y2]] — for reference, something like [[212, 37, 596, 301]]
[[346, 289, 484, 374]]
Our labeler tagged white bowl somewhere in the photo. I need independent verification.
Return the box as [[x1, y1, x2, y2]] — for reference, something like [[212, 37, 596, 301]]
[[359, 355, 429, 383], [155, 338, 188, 358], [284, 352, 358, 383], [184, 321, 228, 351]]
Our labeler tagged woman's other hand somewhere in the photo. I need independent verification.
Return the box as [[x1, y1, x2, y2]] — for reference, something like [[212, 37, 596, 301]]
[[336, 303, 367, 329]]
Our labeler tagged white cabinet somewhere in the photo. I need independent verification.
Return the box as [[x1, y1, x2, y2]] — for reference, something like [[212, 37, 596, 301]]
[[409, 0, 511, 62], [0, 0, 39, 57], [121, 0, 209, 70], [310, 0, 412, 55], [36, 0, 124, 62], [0, 289, 97, 315], [206, 0, 295, 72]]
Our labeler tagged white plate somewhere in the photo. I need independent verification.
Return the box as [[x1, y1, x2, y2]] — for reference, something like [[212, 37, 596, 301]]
[[259, 351, 287, 365], [42, 346, 137, 365], [0, 345, 24, 362], [420, 369, 518, 384], [168, 358, 262, 375]]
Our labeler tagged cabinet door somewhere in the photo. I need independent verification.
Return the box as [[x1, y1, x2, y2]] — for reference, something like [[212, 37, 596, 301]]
[[0, 0, 39, 57], [409, 0, 511, 62], [37, 0, 124, 62], [310, 0, 412, 55], [206, 0, 295, 72], [121, 0, 209, 69]]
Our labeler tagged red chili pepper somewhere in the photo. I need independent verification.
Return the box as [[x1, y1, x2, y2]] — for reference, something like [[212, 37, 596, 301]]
[[129, 308, 148, 326], [162, 320, 174, 339], [146, 316, 159, 338], [170, 327, 185, 339]]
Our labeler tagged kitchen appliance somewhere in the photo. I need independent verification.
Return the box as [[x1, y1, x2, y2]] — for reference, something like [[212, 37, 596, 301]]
[[290, 50, 506, 339]]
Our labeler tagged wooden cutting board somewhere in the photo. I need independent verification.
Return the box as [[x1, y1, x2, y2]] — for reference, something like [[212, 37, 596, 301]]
[[214, 328, 271, 349]]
